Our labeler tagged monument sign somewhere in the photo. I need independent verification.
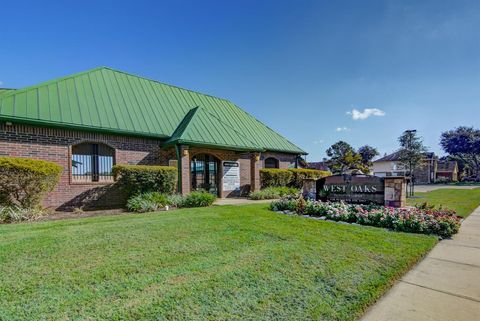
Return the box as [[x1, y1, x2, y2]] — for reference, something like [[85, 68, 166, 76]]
[[316, 174, 385, 205]]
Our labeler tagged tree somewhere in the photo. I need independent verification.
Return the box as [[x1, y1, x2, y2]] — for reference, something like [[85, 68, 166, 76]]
[[357, 145, 379, 173], [440, 127, 480, 181], [326, 141, 363, 174], [397, 130, 428, 196]]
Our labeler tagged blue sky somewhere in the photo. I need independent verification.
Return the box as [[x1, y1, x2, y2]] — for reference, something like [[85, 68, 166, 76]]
[[1, 0, 479, 161]]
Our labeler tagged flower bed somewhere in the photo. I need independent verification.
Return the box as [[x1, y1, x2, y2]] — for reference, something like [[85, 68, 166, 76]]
[[270, 198, 461, 238]]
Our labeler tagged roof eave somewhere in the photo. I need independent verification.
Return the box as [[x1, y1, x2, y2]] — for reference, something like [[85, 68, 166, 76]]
[[0, 116, 170, 140], [162, 139, 264, 152]]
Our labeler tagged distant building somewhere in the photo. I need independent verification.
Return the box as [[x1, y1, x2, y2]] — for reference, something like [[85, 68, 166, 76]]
[[436, 160, 458, 182], [307, 161, 330, 171], [372, 151, 456, 184], [372, 151, 409, 178]]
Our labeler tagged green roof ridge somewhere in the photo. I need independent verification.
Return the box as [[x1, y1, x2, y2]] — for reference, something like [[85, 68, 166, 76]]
[[101, 67, 232, 104], [167, 106, 200, 142], [0, 67, 106, 99], [164, 106, 264, 151]]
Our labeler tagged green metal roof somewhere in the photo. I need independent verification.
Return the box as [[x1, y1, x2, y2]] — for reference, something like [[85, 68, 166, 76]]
[[0, 89, 15, 97], [164, 106, 264, 152], [0, 67, 306, 154]]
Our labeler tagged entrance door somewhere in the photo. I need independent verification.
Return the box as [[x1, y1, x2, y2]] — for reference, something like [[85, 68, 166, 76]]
[[190, 154, 219, 196]]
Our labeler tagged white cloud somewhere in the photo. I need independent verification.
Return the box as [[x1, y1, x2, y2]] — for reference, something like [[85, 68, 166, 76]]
[[0, 81, 3, 86], [335, 127, 350, 132], [347, 108, 385, 120], [313, 139, 324, 145]]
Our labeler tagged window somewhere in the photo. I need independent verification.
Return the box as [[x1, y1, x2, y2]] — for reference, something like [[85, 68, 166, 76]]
[[71, 143, 115, 183], [190, 154, 219, 196], [264, 157, 279, 169]]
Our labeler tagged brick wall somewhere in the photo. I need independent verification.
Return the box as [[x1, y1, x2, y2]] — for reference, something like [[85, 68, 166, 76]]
[[180, 147, 298, 197], [0, 123, 162, 210], [185, 147, 249, 198], [0, 123, 300, 209], [261, 152, 297, 169]]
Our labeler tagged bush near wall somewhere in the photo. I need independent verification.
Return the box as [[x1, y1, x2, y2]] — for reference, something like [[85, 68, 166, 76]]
[[260, 168, 331, 188], [112, 165, 177, 195], [0, 157, 62, 208], [260, 169, 293, 188], [288, 169, 331, 188], [248, 186, 299, 200], [126, 192, 169, 213]]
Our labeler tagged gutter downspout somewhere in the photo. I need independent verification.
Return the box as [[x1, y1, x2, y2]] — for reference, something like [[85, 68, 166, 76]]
[[175, 144, 182, 194]]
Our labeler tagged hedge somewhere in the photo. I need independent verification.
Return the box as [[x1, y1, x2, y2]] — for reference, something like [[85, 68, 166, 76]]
[[248, 186, 299, 200], [0, 157, 63, 208], [112, 164, 177, 195], [260, 168, 331, 188], [260, 169, 293, 188], [288, 169, 331, 188]]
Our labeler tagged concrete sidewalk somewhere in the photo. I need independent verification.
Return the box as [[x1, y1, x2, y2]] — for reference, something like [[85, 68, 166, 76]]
[[361, 207, 480, 321], [214, 198, 272, 206]]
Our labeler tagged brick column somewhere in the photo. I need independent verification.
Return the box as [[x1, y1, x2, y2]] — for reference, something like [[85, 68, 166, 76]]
[[250, 152, 261, 192], [180, 145, 190, 195], [384, 177, 406, 208]]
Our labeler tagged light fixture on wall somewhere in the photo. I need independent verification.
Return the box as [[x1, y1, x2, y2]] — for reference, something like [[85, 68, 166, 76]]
[[183, 148, 189, 157]]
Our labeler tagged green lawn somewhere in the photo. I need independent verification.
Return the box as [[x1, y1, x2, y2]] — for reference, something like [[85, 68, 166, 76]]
[[0, 204, 436, 321], [407, 188, 480, 217]]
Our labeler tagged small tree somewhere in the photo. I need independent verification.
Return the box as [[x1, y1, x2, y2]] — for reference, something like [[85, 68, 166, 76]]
[[326, 141, 362, 174], [440, 126, 480, 181], [358, 145, 379, 174], [397, 130, 428, 196]]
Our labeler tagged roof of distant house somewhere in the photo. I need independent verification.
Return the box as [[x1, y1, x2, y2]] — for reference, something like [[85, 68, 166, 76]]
[[437, 160, 458, 172], [374, 151, 435, 162], [0, 67, 305, 154], [307, 161, 329, 171]]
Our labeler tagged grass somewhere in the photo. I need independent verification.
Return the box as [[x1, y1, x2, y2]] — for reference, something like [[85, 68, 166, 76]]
[[407, 188, 480, 217], [0, 204, 436, 321], [443, 181, 480, 186]]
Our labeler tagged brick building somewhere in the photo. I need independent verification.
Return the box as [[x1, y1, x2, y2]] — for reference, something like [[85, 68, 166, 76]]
[[0, 67, 306, 210]]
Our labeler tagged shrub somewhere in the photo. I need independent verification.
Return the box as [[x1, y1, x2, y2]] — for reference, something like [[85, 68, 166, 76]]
[[0, 157, 62, 208], [260, 169, 293, 188], [270, 198, 461, 238], [248, 187, 299, 200], [288, 169, 331, 188], [270, 197, 300, 212], [182, 191, 216, 208], [166, 194, 186, 208], [260, 168, 331, 188], [0, 205, 45, 223], [113, 165, 177, 196], [126, 192, 168, 213]]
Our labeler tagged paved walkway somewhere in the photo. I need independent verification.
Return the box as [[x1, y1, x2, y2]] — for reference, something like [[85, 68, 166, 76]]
[[214, 198, 272, 206], [361, 206, 480, 321], [414, 184, 479, 192]]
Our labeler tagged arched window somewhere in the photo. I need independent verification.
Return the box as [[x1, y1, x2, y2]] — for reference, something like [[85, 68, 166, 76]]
[[264, 157, 279, 169], [71, 142, 115, 183]]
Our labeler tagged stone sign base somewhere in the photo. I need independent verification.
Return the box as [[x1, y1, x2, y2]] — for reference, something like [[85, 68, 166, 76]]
[[384, 177, 406, 208], [302, 175, 407, 208]]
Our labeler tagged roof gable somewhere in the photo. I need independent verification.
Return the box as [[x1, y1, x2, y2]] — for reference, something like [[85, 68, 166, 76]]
[[164, 106, 263, 151], [0, 67, 305, 154]]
